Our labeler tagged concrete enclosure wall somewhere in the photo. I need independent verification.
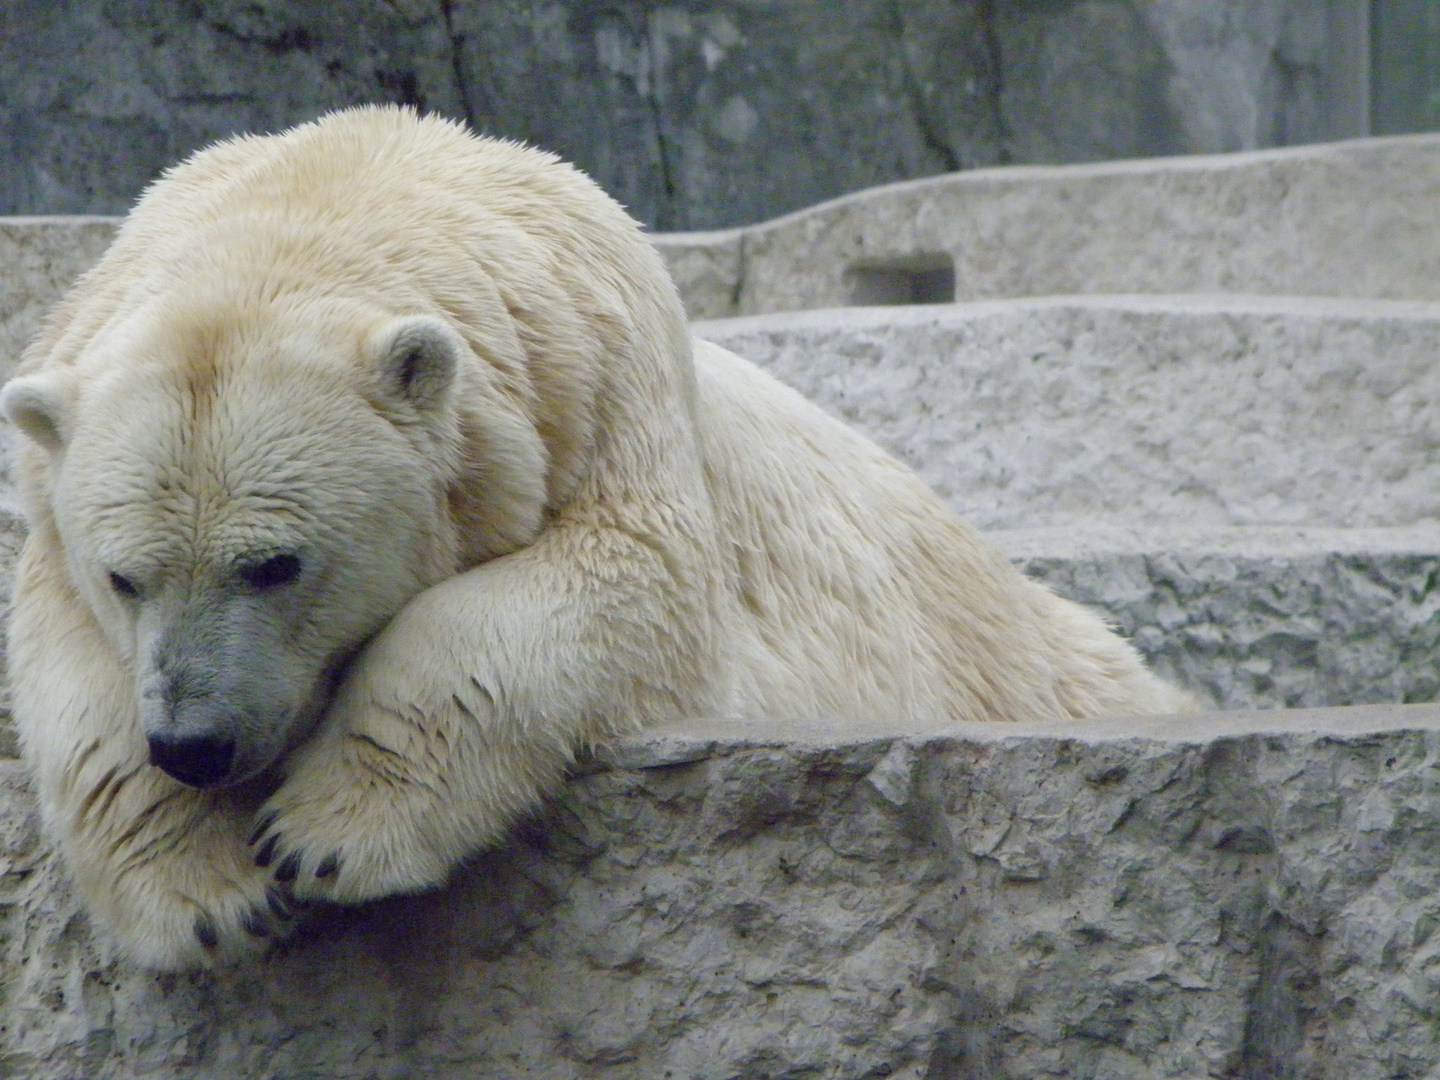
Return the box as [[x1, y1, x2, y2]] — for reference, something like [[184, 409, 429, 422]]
[[11, 132, 1440, 331], [658, 133, 1440, 317]]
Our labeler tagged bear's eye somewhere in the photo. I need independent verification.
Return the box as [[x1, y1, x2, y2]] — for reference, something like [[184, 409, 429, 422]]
[[108, 571, 140, 599], [238, 553, 303, 591]]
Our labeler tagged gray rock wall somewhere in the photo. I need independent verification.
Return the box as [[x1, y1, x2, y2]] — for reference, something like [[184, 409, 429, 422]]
[[0, 217, 117, 384], [0, 0, 1367, 230]]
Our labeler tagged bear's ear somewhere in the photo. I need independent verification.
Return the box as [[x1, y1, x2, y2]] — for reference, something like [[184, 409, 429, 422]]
[[372, 317, 460, 412], [1, 373, 72, 452]]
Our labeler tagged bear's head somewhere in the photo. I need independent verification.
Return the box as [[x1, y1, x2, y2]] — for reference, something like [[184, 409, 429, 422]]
[[3, 294, 547, 789]]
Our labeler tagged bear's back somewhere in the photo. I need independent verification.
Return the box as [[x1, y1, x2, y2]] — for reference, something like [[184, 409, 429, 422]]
[[20, 108, 686, 394]]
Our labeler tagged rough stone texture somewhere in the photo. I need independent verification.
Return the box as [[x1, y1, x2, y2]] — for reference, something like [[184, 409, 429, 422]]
[[0, 0, 1367, 231], [7, 706, 1440, 1078], [661, 133, 1440, 317], [0, 502, 23, 757], [691, 299, 1440, 714], [696, 296, 1440, 531], [998, 524, 1440, 711]]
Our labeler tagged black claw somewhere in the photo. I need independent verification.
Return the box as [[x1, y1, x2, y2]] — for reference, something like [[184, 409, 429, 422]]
[[194, 914, 218, 950], [266, 885, 294, 920], [314, 852, 341, 879], [248, 810, 279, 847], [254, 833, 280, 868], [275, 851, 302, 883], [241, 909, 271, 938]]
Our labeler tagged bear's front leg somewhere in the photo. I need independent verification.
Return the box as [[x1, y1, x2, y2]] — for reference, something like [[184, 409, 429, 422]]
[[252, 529, 718, 904], [10, 541, 299, 968]]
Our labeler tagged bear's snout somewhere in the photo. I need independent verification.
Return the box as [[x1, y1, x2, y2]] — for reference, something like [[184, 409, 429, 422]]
[[147, 731, 236, 789]]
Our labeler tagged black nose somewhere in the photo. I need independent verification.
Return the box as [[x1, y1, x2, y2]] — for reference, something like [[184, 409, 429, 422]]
[[147, 732, 236, 788]]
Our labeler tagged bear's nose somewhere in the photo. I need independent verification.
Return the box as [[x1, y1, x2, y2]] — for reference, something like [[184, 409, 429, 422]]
[[147, 732, 236, 788]]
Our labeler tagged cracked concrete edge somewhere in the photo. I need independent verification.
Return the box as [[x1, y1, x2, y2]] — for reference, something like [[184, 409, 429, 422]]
[[592, 701, 1440, 771], [984, 520, 1440, 561], [4, 695, 1435, 778], [26, 695, 1420, 773], [694, 289, 1440, 330]]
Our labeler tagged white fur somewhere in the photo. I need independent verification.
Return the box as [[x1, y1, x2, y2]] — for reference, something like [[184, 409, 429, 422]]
[[2, 107, 1193, 969]]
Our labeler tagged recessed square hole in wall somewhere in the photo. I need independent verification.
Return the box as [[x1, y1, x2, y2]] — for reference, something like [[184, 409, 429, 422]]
[[844, 254, 956, 306]]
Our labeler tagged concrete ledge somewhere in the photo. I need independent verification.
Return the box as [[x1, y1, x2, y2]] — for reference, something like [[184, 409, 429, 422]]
[[995, 524, 1440, 711], [658, 134, 1440, 317], [6, 705, 1440, 1078], [8, 135, 1440, 333], [696, 296, 1440, 531]]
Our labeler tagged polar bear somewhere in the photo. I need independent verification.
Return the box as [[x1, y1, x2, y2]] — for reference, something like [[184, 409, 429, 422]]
[[1, 106, 1192, 968]]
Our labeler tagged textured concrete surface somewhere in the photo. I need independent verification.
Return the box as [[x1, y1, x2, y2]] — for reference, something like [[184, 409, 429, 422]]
[[0, 0, 1367, 230], [0, 217, 117, 382], [661, 134, 1440, 316], [696, 296, 1440, 531], [7, 705, 1440, 1078], [999, 524, 1440, 712]]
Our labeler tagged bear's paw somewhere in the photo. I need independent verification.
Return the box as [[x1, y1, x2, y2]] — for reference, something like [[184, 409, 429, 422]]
[[100, 823, 305, 969], [248, 725, 459, 905]]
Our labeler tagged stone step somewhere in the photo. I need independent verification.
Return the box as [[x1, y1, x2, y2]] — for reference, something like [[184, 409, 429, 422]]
[[657, 133, 1440, 317], [997, 523, 1440, 711], [696, 297, 1440, 710], [696, 295, 1440, 532], [6, 705, 1440, 1079]]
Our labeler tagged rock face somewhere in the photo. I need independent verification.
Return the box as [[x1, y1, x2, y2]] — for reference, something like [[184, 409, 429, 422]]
[[7, 706, 1440, 1079], [1001, 524, 1440, 712], [0, 0, 1366, 230]]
